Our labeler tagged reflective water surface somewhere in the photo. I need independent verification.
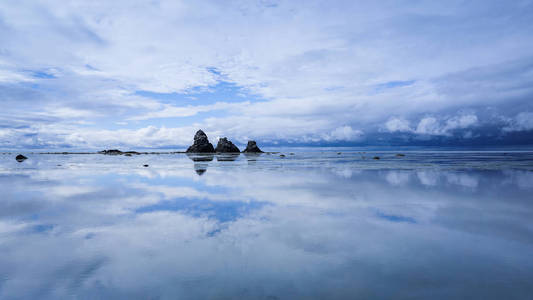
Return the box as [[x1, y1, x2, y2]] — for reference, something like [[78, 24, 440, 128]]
[[0, 151, 532, 299]]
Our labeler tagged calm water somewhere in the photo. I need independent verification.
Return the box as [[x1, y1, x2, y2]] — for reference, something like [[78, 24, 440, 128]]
[[1, 150, 532, 299]]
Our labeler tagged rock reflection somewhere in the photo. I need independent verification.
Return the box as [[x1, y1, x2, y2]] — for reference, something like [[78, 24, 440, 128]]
[[186, 153, 214, 176], [243, 152, 261, 162], [216, 153, 240, 161], [194, 163, 208, 175], [186, 153, 214, 162]]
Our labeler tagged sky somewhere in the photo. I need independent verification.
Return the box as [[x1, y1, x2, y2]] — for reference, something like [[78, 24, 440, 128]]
[[0, 0, 532, 150]]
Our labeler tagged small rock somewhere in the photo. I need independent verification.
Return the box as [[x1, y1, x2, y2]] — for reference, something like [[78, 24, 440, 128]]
[[125, 153, 132, 157], [15, 154, 27, 162], [279, 154, 286, 158], [373, 156, 380, 160], [337, 152, 342, 155], [243, 140, 263, 153], [143, 164, 149, 167], [289, 153, 295, 155], [395, 154, 405, 157]]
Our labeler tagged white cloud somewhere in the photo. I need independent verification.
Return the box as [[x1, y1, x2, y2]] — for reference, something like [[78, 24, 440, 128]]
[[325, 126, 364, 141], [415, 117, 441, 135], [128, 101, 251, 121], [415, 114, 478, 136], [0, 1, 531, 148], [443, 114, 478, 131], [384, 117, 411, 133], [503, 112, 533, 132]]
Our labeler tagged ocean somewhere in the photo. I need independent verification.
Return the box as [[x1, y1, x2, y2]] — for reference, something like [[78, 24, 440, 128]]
[[0, 148, 532, 299]]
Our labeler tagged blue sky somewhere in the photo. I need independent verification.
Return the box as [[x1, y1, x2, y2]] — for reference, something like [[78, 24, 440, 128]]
[[0, 0, 532, 149]]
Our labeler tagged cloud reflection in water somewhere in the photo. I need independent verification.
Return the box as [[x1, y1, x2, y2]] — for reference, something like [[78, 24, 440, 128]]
[[0, 152, 532, 299]]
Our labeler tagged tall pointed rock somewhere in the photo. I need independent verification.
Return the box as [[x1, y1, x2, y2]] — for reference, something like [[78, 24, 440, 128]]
[[186, 130, 215, 153]]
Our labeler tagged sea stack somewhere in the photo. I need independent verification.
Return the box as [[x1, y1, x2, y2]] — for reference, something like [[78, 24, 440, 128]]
[[186, 130, 215, 153], [243, 140, 263, 153], [215, 137, 240, 153]]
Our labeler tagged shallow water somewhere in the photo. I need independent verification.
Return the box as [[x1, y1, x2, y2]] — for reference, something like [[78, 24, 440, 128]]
[[0, 150, 532, 299]]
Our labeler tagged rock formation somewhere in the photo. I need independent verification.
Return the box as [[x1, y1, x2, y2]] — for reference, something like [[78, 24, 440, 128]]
[[243, 140, 263, 153], [215, 137, 240, 153], [186, 130, 215, 153]]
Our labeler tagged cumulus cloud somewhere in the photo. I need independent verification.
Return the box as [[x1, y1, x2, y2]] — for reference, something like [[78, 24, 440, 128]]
[[381, 114, 479, 137], [325, 126, 364, 141], [385, 118, 411, 133], [503, 112, 533, 132], [414, 115, 478, 136]]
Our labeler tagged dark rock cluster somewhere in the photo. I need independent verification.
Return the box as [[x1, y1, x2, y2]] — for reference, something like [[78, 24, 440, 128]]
[[185, 130, 263, 154], [215, 137, 240, 153], [186, 130, 215, 153], [98, 149, 141, 155], [243, 140, 263, 153], [98, 149, 123, 155]]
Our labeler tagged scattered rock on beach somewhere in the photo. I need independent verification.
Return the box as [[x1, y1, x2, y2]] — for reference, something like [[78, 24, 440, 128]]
[[98, 150, 141, 156], [98, 149, 123, 155], [186, 130, 215, 153], [215, 137, 240, 153], [243, 140, 263, 153], [16, 154, 27, 162]]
